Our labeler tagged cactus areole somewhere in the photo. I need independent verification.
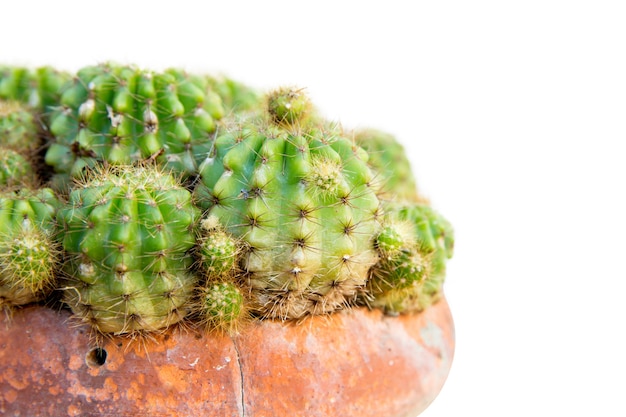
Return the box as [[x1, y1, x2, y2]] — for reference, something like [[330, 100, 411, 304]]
[[0, 65, 455, 417]]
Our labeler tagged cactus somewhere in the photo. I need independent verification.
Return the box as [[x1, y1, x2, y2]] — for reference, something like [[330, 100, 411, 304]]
[[195, 88, 382, 320], [0, 188, 60, 317], [195, 214, 240, 277], [0, 147, 35, 187], [196, 281, 247, 334], [0, 66, 70, 114], [353, 128, 425, 204], [0, 100, 41, 154], [57, 165, 200, 335], [367, 203, 454, 314], [44, 63, 226, 191], [267, 87, 312, 126]]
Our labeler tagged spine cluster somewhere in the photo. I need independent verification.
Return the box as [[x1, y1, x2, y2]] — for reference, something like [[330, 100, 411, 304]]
[[0, 63, 454, 337]]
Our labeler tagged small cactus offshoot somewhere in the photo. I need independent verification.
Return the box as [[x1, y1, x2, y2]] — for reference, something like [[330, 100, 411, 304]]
[[0, 188, 60, 317], [195, 215, 240, 278], [197, 281, 247, 334], [367, 204, 454, 314], [267, 87, 312, 126]]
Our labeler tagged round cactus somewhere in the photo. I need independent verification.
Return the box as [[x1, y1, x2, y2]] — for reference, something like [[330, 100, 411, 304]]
[[353, 128, 425, 204], [195, 88, 382, 320], [197, 281, 247, 334], [196, 215, 240, 278], [267, 87, 311, 125], [44, 63, 226, 191], [57, 165, 201, 335], [0, 66, 70, 114], [0, 100, 41, 154], [367, 203, 454, 314], [0, 188, 60, 316], [0, 147, 35, 187]]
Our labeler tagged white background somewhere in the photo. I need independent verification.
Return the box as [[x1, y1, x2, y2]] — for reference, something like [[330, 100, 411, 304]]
[[3, 1, 626, 415]]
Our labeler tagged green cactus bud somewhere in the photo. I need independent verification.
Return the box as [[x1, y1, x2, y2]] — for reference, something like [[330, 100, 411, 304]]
[[196, 215, 240, 277], [44, 63, 226, 190], [375, 223, 411, 257], [353, 128, 425, 204], [0, 188, 60, 316], [367, 204, 454, 314], [195, 88, 382, 320], [57, 165, 201, 335], [197, 281, 247, 334], [0, 220, 58, 297], [0, 100, 41, 154], [267, 87, 311, 126]]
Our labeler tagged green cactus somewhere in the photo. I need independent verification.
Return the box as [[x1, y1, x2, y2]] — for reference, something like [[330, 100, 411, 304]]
[[0, 66, 70, 114], [0, 188, 60, 316], [57, 165, 201, 335], [367, 203, 454, 314], [353, 128, 425, 204], [195, 214, 240, 278], [267, 86, 312, 126], [195, 88, 382, 320], [44, 63, 226, 191], [0, 147, 35, 187], [197, 281, 247, 334], [0, 100, 41, 154]]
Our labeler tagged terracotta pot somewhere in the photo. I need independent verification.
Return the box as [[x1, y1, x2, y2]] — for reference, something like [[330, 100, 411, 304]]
[[0, 297, 454, 417]]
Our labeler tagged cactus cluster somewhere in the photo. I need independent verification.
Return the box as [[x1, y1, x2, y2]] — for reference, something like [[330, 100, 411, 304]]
[[0, 62, 453, 337]]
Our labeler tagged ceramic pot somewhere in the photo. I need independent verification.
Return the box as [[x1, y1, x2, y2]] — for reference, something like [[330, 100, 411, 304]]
[[0, 297, 454, 417]]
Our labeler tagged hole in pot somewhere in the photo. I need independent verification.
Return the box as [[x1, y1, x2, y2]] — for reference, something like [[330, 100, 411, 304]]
[[86, 347, 107, 368]]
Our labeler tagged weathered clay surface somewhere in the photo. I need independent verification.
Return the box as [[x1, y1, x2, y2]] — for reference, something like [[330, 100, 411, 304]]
[[0, 298, 454, 417]]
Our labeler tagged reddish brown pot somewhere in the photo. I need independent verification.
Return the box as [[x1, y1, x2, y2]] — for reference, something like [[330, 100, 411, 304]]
[[0, 298, 454, 417]]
